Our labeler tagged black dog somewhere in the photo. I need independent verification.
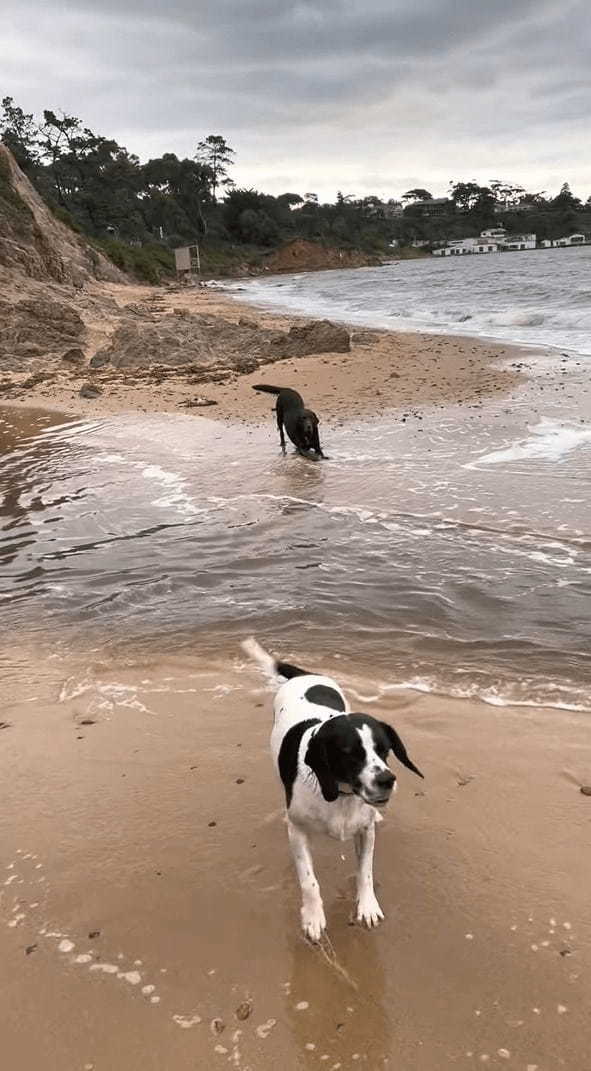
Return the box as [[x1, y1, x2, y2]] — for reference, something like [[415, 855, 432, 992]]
[[252, 385, 325, 457]]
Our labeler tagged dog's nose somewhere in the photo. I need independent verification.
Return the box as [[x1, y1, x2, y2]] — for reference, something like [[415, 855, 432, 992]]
[[375, 769, 395, 790]]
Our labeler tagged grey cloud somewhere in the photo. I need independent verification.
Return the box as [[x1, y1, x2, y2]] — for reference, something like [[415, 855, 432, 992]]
[[1, 0, 589, 199]]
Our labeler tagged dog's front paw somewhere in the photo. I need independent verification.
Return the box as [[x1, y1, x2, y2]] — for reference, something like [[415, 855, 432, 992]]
[[301, 901, 326, 942], [356, 893, 384, 929]]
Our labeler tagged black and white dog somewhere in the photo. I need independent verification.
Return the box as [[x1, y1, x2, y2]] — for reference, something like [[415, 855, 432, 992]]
[[242, 638, 423, 941]]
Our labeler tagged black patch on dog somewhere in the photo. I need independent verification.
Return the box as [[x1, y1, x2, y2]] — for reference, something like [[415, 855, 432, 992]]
[[304, 684, 346, 712], [277, 660, 309, 680], [278, 719, 320, 806], [304, 713, 424, 803]]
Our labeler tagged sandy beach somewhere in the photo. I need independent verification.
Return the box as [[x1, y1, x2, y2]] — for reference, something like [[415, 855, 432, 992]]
[[2, 281, 525, 423], [1, 283, 590, 1070], [1, 645, 590, 1070], [2, 0, 590, 1062]]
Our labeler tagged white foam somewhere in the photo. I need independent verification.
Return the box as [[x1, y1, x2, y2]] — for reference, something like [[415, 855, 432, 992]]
[[59, 674, 154, 716], [469, 421, 591, 467], [141, 464, 200, 517], [378, 676, 591, 713]]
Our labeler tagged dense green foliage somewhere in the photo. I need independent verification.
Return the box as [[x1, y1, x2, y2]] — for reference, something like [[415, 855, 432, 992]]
[[0, 149, 33, 232], [2, 95, 590, 280]]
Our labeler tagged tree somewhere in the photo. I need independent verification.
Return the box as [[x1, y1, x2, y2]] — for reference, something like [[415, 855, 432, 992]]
[[142, 153, 212, 237], [552, 182, 581, 209], [194, 135, 235, 201], [489, 179, 525, 209], [519, 191, 547, 207], [222, 187, 294, 244], [277, 193, 303, 207], [449, 181, 484, 212], [1, 96, 40, 171], [402, 188, 433, 202]]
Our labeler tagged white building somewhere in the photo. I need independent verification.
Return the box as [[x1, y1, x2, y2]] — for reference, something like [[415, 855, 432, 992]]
[[502, 233, 536, 250], [555, 233, 586, 246], [433, 237, 498, 256], [433, 229, 540, 258], [481, 227, 507, 241]]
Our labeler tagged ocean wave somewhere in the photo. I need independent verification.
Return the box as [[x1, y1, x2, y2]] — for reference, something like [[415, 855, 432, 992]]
[[375, 676, 591, 713], [468, 420, 591, 467], [228, 247, 591, 356]]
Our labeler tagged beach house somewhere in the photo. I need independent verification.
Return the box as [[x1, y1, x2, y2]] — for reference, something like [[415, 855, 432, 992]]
[[501, 233, 536, 250], [433, 229, 537, 257], [433, 236, 499, 256]]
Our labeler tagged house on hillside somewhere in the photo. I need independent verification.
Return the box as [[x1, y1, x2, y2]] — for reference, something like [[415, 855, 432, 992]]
[[493, 201, 536, 215], [407, 197, 451, 216], [481, 227, 507, 241]]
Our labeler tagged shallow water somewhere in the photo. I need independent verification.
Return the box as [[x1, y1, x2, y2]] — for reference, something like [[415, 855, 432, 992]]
[[227, 245, 591, 356], [2, 356, 590, 710]]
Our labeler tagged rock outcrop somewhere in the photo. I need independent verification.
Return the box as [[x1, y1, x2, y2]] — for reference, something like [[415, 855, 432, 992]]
[[285, 319, 350, 356], [0, 146, 355, 389], [0, 295, 85, 370], [261, 238, 382, 274], [0, 144, 125, 285], [90, 314, 350, 373]]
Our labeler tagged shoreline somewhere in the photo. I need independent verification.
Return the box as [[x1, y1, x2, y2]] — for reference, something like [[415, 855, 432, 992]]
[[1, 644, 590, 1070], [2, 275, 590, 1069], [1, 281, 527, 423]]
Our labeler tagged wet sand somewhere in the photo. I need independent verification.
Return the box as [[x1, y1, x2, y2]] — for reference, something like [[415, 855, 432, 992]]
[[1, 648, 590, 1070], [4, 282, 524, 423]]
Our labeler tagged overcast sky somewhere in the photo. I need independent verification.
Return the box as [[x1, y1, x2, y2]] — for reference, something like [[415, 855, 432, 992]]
[[3, 0, 590, 202]]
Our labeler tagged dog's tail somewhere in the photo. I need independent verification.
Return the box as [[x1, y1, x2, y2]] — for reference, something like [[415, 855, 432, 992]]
[[241, 637, 310, 683], [251, 384, 283, 395]]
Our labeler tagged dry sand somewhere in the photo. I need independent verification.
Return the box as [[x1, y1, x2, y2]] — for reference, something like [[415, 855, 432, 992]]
[[4, 282, 525, 424], [1, 648, 590, 1070]]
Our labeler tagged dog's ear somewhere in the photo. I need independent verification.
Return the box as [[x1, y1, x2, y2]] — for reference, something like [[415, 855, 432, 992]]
[[382, 722, 424, 779], [305, 732, 339, 801]]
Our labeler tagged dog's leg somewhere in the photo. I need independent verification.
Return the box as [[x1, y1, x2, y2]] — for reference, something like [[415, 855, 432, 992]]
[[275, 404, 287, 454], [312, 425, 325, 458], [354, 822, 384, 928], [287, 819, 326, 941]]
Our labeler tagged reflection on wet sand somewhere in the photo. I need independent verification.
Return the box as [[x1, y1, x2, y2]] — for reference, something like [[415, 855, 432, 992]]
[[1, 650, 590, 1070], [286, 920, 389, 1068]]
